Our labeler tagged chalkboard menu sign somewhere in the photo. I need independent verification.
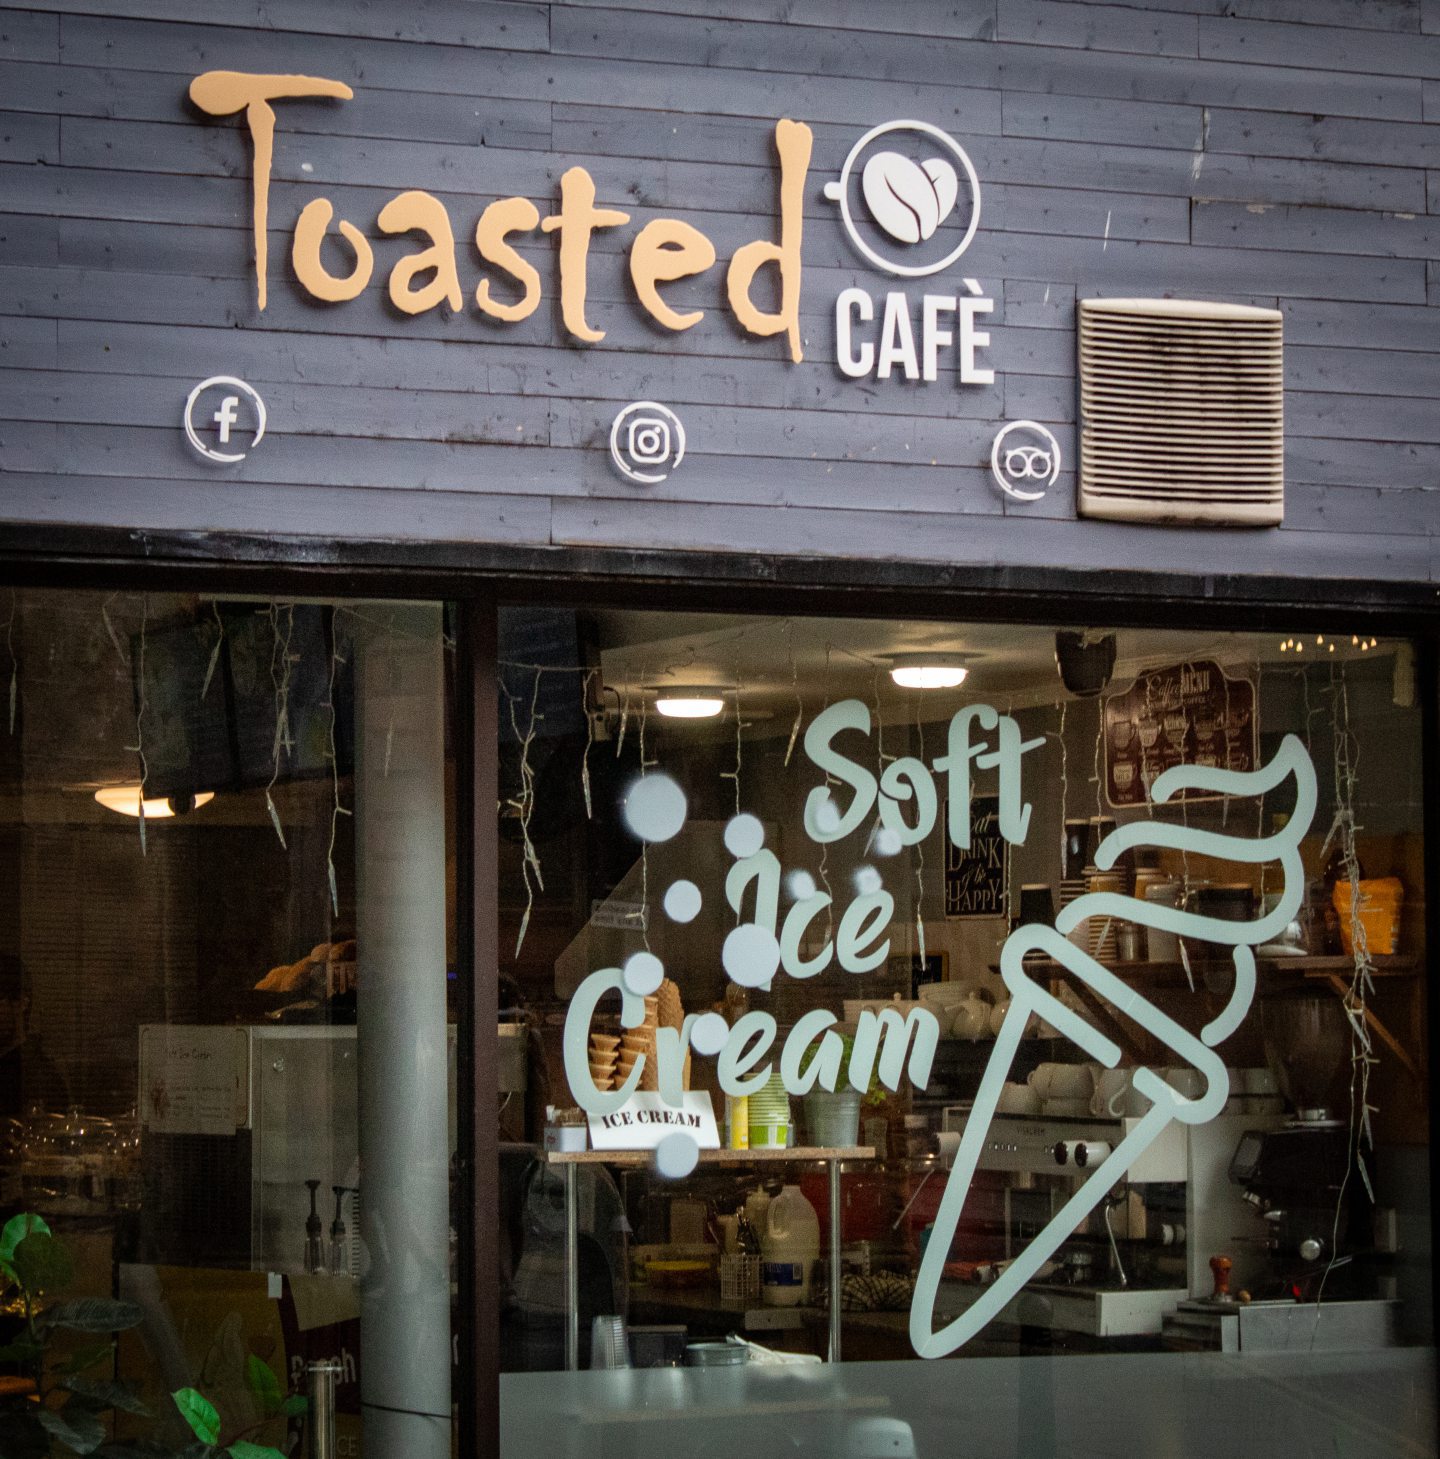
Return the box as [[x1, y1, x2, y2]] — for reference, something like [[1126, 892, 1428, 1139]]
[[1103, 658, 1257, 809], [945, 795, 1007, 918]]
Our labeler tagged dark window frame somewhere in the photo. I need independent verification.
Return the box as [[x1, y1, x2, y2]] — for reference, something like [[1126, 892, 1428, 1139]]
[[4, 530, 1438, 1459]]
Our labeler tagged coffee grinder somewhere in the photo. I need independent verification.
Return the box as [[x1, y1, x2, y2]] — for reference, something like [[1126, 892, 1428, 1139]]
[[1228, 990, 1370, 1299]]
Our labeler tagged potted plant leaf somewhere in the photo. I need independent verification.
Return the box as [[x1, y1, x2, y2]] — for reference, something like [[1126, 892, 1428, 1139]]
[[799, 1034, 886, 1148], [0, 1211, 303, 1458]]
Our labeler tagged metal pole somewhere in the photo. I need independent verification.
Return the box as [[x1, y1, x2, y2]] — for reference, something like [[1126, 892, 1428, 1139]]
[[564, 1161, 580, 1371], [828, 1160, 842, 1363], [354, 604, 452, 1459], [306, 1359, 341, 1459]]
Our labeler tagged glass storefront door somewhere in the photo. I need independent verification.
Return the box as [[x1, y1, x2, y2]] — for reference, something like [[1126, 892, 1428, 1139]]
[[0, 590, 461, 1459], [493, 604, 1433, 1458]]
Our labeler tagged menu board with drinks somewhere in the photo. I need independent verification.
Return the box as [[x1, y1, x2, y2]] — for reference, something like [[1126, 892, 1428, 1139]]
[[945, 795, 1008, 917], [1102, 659, 1257, 808]]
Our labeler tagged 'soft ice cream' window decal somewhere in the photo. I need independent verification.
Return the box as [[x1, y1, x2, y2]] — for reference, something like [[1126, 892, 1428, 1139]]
[[560, 701, 1317, 1358]]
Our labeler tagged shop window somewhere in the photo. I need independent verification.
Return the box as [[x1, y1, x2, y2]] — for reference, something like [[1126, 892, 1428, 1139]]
[[0, 590, 460, 1459], [495, 606, 1432, 1457]]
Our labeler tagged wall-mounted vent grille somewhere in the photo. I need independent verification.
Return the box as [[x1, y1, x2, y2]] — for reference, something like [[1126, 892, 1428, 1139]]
[[1078, 298, 1284, 527]]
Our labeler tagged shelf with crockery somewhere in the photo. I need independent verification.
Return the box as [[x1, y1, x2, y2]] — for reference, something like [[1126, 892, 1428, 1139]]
[[1022, 953, 1424, 1079], [546, 1146, 875, 1166], [1019, 953, 1419, 979]]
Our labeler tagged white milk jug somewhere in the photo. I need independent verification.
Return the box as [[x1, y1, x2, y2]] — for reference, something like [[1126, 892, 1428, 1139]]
[[762, 1184, 821, 1307]]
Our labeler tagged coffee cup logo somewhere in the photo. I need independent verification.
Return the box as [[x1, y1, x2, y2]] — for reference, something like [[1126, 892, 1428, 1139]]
[[823, 120, 981, 278]]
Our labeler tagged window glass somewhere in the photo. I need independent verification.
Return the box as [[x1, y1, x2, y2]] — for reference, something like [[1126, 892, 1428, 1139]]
[[0, 589, 459, 1459], [496, 606, 1432, 1457]]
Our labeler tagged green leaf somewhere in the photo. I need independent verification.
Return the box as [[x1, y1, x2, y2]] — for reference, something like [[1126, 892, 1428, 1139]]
[[0, 1213, 50, 1265], [59, 1376, 151, 1417], [57, 1341, 116, 1376], [0, 1338, 45, 1363], [279, 1394, 308, 1418], [39, 1298, 144, 1335], [172, 1388, 221, 1448], [243, 1355, 281, 1415], [37, 1398, 108, 1455], [227, 1444, 285, 1459], [13, 1232, 73, 1297]]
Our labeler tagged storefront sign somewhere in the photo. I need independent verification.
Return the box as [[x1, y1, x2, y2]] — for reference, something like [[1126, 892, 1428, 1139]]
[[1103, 659, 1258, 808], [587, 1091, 719, 1152], [558, 695, 1318, 1359], [186, 74, 998, 392], [944, 795, 1007, 918]]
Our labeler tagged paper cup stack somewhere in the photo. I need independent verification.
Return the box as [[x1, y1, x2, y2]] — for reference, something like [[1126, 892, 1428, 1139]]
[[1083, 867, 1126, 962], [748, 1070, 791, 1148]]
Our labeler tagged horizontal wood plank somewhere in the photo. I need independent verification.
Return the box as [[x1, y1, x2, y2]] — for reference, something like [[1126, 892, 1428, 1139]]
[[995, 0, 1200, 57]]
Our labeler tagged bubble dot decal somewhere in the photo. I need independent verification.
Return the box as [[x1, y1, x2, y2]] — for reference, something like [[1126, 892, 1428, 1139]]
[[787, 870, 817, 901], [663, 879, 702, 923], [653, 1130, 700, 1180], [807, 794, 842, 838], [874, 826, 903, 857], [854, 864, 883, 896], [622, 773, 687, 844], [622, 951, 665, 997], [690, 1012, 729, 1057], [724, 812, 765, 859], [722, 923, 781, 988]]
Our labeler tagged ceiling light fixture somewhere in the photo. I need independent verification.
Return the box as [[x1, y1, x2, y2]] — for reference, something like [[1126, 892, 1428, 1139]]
[[94, 785, 215, 819], [889, 654, 970, 690], [654, 690, 725, 719]]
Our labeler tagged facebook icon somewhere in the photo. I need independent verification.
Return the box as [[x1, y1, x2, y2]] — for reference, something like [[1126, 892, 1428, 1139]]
[[212, 394, 241, 445], [183, 376, 267, 463]]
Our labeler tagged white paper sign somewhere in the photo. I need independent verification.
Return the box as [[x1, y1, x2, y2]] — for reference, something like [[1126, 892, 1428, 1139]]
[[587, 1091, 720, 1151], [139, 1026, 248, 1135]]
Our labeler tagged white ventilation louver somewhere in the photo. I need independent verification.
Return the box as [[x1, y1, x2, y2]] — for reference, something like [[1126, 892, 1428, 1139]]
[[1078, 298, 1284, 526]]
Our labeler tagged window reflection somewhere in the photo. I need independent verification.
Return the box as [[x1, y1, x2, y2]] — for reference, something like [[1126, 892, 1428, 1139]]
[[496, 607, 1432, 1457]]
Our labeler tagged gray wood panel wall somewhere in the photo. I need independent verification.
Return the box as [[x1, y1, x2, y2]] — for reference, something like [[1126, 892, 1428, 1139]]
[[1, 0, 1438, 583]]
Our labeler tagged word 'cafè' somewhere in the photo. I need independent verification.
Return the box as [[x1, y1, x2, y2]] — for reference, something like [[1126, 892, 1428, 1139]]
[[191, 71, 812, 360]]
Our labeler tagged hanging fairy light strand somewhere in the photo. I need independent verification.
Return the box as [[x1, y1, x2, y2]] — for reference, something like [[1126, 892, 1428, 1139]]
[[264, 602, 295, 850], [579, 667, 596, 821], [323, 621, 351, 919], [502, 666, 545, 958]]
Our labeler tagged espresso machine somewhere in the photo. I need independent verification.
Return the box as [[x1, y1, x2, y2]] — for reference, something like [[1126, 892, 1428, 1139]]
[[939, 1104, 1265, 1340], [1227, 991, 1371, 1298], [1164, 992, 1398, 1352]]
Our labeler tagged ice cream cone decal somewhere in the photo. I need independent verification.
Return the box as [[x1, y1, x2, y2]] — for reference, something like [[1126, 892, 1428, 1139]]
[[909, 736, 1317, 1359]]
